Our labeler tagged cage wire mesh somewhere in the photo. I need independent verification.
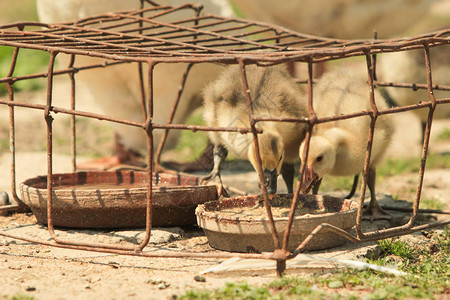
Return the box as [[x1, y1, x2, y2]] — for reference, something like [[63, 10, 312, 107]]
[[0, 2, 449, 275]]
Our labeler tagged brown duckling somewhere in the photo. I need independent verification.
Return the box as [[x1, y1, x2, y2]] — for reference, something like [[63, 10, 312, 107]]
[[203, 65, 308, 195]]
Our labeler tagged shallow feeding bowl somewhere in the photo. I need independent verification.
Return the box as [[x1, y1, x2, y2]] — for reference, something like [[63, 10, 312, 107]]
[[19, 171, 218, 228], [196, 194, 357, 252]]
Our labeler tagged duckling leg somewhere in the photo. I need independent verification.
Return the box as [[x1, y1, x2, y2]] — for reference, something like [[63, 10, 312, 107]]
[[363, 168, 392, 221], [280, 162, 294, 194], [201, 144, 229, 196], [344, 174, 359, 199]]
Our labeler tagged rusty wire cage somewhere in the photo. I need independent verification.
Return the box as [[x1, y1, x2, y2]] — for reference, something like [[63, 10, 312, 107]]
[[0, 1, 449, 275]]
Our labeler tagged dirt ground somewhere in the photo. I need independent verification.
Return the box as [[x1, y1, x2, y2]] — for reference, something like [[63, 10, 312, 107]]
[[0, 72, 449, 299]]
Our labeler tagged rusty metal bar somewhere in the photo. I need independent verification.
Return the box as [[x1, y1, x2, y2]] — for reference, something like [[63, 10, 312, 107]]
[[372, 31, 378, 81], [406, 45, 437, 227], [42, 53, 140, 251], [154, 63, 194, 169], [279, 60, 317, 274], [355, 53, 378, 238], [137, 1, 148, 122], [0, 98, 265, 135], [1, 96, 448, 131], [238, 59, 288, 276], [6, 46, 28, 212], [238, 59, 282, 256], [0, 34, 447, 65], [0, 230, 273, 260], [137, 60, 157, 251], [138, 64, 147, 120], [0, 60, 131, 84], [45, 51, 58, 242], [68, 54, 77, 172], [282, 60, 315, 254], [1, 219, 448, 261], [374, 80, 450, 92], [292, 223, 360, 257]]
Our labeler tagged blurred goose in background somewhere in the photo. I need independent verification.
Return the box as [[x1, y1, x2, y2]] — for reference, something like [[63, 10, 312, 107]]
[[230, 0, 438, 78], [203, 65, 308, 195], [230, 0, 436, 39], [299, 71, 395, 220], [36, 0, 235, 169], [379, 43, 450, 142]]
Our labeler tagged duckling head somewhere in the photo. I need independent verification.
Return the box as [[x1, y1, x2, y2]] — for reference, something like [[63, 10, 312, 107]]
[[299, 135, 336, 193], [248, 131, 284, 195]]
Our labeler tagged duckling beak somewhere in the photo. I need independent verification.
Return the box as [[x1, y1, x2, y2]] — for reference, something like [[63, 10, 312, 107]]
[[301, 165, 320, 194], [263, 168, 278, 195]]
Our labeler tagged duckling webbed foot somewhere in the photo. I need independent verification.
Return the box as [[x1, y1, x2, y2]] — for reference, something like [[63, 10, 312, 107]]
[[363, 202, 392, 221]]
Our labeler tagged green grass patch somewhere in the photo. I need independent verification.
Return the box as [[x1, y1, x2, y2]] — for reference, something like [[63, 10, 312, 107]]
[[181, 282, 273, 300], [436, 127, 450, 141], [1, 138, 9, 152], [420, 197, 445, 210], [174, 110, 209, 162], [9, 294, 36, 300], [0, 47, 50, 96], [378, 239, 414, 260]]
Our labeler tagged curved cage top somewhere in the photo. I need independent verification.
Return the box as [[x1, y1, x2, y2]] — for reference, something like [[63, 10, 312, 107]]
[[0, 3, 449, 63]]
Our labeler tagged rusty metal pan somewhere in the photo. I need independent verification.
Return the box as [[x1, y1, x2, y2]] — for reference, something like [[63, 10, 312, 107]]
[[196, 194, 357, 252], [19, 171, 218, 228]]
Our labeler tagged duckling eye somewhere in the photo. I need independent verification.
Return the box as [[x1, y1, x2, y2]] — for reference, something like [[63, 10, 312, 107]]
[[316, 155, 323, 162]]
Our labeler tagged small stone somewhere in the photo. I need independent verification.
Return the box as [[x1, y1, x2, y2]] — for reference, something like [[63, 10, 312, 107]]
[[25, 286, 36, 292], [147, 279, 170, 289], [158, 283, 170, 289], [148, 278, 163, 285], [194, 275, 206, 282]]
